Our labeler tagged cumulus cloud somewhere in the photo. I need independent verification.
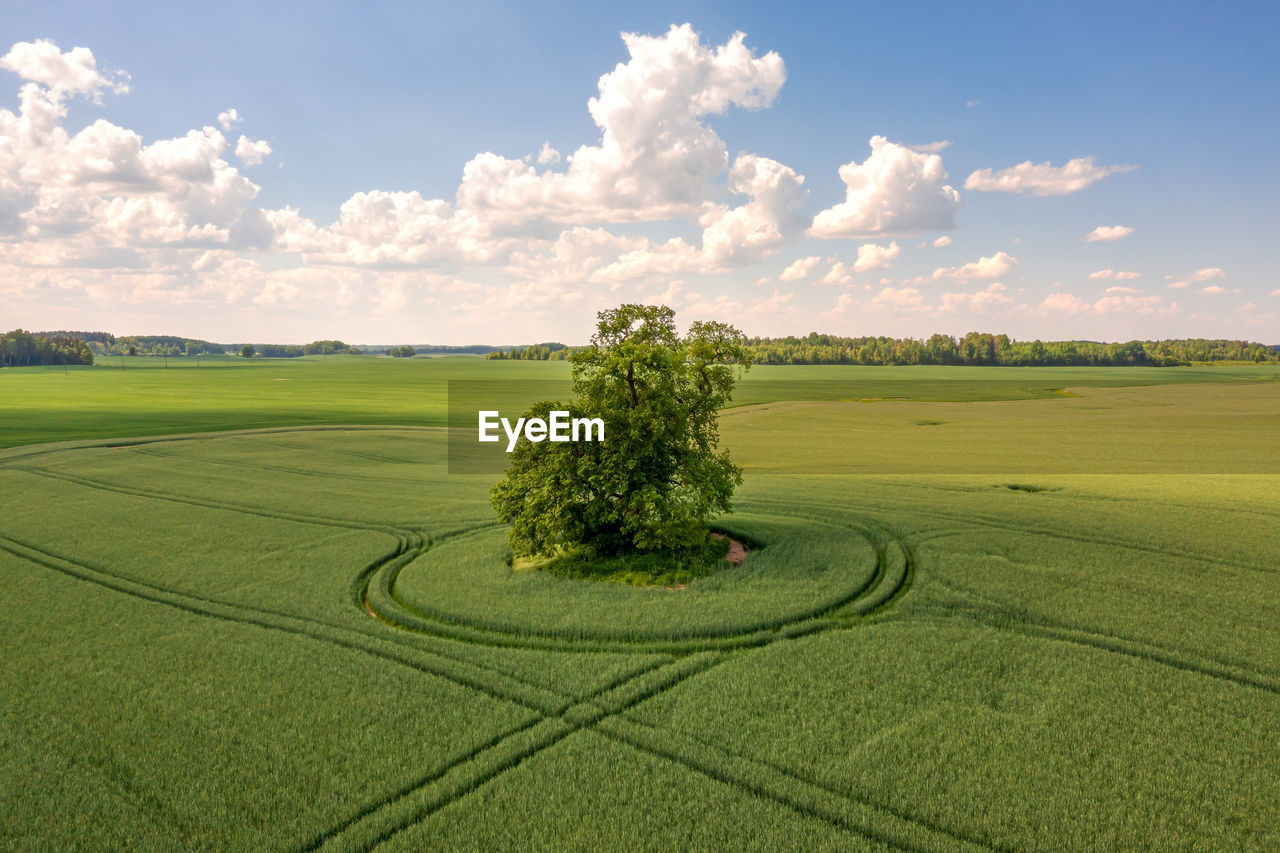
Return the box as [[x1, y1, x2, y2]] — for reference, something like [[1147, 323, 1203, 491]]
[[932, 235, 951, 248], [270, 25, 804, 277], [808, 136, 961, 238], [851, 241, 900, 272], [779, 255, 822, 281], [0, 39, 129, 100], [939, 282, 1012, 313], [217, 108, 241, 132], [869, 286, 923, 310], [1040, 292, 1089, 313], [930, 251, 1016, 281], [583, 153, 807, 283], [1088, 269, 1141, 280], [235, 135, 271, 166], [0, 41, 267, 256], [1199, 285, 1227, 295], [1085, 225, 1133, 242], [697, 153, 807, 265], [536, 142, 560, 165], [820, 261, 854, 285], [1041, 291, 1174, 316], [1094, 293, 1170, 314], [1167, 267, 1225, 289], [455, 24, 786, 224], [964, 156, 1136, 196]]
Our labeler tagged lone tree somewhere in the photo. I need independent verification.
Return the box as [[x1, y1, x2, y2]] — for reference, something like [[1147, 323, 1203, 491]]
[[490, 303, 751, 557]]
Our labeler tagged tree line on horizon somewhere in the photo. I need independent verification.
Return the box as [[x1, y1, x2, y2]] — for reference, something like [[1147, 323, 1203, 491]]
[[1, 329, 95, 366], [490, 333, 1278, 366], [9, 328, 1277, 368], [23, 332, 363, 359]]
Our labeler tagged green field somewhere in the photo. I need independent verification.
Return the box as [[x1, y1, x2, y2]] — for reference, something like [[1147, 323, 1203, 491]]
[[2, 358, 1278, 849]]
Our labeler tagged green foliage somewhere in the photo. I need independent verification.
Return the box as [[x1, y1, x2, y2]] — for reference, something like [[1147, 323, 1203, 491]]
[[490, 304, 752, 556], [389, 345, 417, 357], [0, 329, 94, 366], [486, 342, 576, 360], [302, 339, 360, 355], [240, 343, 256, 358], [254, 343, 305, 357], [518, 533, 732, 587], [746, 332, 1280, 365]]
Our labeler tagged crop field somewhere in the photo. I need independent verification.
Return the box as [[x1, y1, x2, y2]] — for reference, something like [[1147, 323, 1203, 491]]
[[2, 358, 1279, 850]]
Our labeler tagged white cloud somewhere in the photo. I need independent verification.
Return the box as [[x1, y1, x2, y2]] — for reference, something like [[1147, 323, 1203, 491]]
[[851, 241, 900, 273], [821, 291, 857, 319], [821, 261, 854, 285], [869, 286, 923, 310], [1041, 290, 1173, 317], [586, 153, 807, 283], [965, 99, 981, 108], [1039, 292, 1089, 313], [217, 108, 241, 132], [931, 251, 1016, 281], [1199, 285, 1227, 295], [1272, 289, 1280, 297], [536, 142, 560, 165], [282, 190, 484, 266], [697, 153, 807, 265], [1085, 225, 1133, 242], [0, 39, 129, 100], [964, 156, 1136, 196], [1104, 286, 1141, 294], [779, 255, 822, 281], [1167, 267, 1225, 289], [455, 24, 786, 224], [1094, 293, 1170, 315], [235, 135, 271, 166], [643, 279, 686, 307], [0, 41, 267, 254], [265, 26, 803, 277], [1088, 269, 1141, 280], [939, 282, 1012, 313], [808, 136, 961, 238], [932, 235, 951, 248], [909, 140, 951, 153]]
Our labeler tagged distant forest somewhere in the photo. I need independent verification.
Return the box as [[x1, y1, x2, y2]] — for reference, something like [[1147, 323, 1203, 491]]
[[31, 332, 360, 358], [7, 329, 1277, 368], [489, 334, 1278, 366], [1, 329, 95, 366], [743, 333, 1279, 366], [32, 332, 501, 359], [486, 343, 573, 361]]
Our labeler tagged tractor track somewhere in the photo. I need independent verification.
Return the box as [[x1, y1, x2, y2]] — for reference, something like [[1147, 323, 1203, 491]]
[[15, 426, 1272, 849]]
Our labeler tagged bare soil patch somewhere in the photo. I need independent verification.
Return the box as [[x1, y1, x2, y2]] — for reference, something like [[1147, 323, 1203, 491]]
[[711, 532, 748, 566]]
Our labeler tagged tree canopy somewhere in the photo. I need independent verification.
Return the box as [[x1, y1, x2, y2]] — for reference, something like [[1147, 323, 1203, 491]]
[[490, 304, 752, 557], [742, 332, 1278, 366], [1, 330, 94, 366]]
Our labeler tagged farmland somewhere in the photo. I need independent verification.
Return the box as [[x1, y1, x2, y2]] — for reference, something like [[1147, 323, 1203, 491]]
[[2, 357, 1278, 849]]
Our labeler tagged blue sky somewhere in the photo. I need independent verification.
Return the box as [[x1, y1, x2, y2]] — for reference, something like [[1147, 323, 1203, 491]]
[[2, 1, 1276, 343]]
